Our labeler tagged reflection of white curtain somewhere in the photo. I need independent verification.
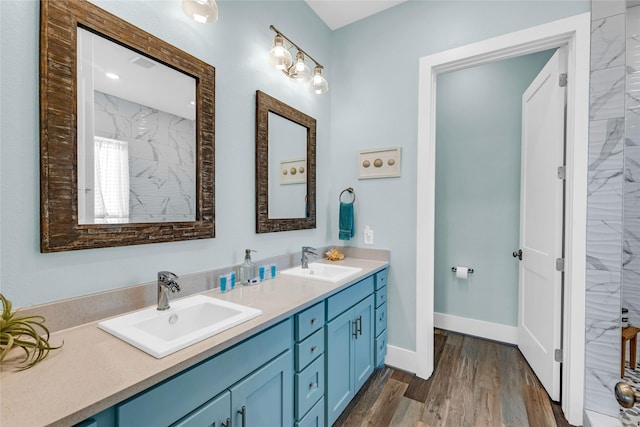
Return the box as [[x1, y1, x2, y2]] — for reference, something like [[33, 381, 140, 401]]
[[94, 136, 129, 223]]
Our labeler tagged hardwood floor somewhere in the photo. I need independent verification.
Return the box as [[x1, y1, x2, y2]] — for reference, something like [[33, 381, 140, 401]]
[[334, 330, 575, 427]]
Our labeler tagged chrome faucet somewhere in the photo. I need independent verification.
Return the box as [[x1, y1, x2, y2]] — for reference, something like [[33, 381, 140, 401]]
[[301, 246, 318, 269], [157, 271, 180, 311]]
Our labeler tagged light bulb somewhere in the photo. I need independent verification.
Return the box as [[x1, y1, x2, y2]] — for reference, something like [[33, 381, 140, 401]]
[[309, 65, 328, 94], [182, 0, 218, 24], [267, 34, 292, 70], [287, 51, 311, 84]]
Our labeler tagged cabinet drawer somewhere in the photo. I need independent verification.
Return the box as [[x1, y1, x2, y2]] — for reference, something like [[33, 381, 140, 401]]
[[375, 330, 387, 367], [295, 397, 325, 427], [295, 328, 324, 371], [375, 286, 387, 308], [375, 303, 387, 337], [327, 275, 374, 320], [295, 301, 325, 341], [375, 269, 387, 290], [295, 355, 325, 420]]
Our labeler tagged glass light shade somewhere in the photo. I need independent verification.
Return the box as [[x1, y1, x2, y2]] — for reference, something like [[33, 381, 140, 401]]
[[309, 66, 328, 94], [267, 34, 292, 70], [182, 0, 218, 24], [287, 52, 311, 84]]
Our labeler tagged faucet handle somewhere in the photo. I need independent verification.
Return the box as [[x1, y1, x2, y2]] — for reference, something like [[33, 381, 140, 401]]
[[158, 271, 178, 281], [303, 246, 317, 254]]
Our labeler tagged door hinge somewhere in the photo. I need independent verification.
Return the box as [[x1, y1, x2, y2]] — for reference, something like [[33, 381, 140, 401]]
[[555, 258, 565, 272], [559, 73, 568, 87], [557, 165, 566, 180], [555, 348, 563, 362]]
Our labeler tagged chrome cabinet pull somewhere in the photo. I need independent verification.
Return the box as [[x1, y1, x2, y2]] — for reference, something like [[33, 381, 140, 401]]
[[311, 317, 318, 325], [352, 319, 358, 339], [221, 417, 231, 427], [309, 381, 318, 390], [356, 315, 363, 336], [310, 345, 318, 353], [237, 406, 246, 427]]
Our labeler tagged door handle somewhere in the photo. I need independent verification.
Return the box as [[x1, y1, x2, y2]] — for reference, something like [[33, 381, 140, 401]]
[[616, 382, 640, 408], [512, 249, 523, 260], [356, 315, 363, 336], [237, 406, 246, 427]]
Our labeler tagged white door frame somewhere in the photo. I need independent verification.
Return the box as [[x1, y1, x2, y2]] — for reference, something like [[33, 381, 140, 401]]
[[415, 13, 590, 425]]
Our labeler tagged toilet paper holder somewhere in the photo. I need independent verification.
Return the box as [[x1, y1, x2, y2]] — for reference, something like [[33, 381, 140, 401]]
[[451, 267, 474, 274]]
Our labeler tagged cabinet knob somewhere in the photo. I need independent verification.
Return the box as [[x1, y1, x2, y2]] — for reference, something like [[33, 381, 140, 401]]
[[309, 381, 318, 390], [311, 346, 318, 353], [310, 317, 318, 325], [221, 417, 231, 427]]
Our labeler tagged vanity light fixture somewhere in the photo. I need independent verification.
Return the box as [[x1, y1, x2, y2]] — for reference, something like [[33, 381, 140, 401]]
[[182, 0, 218, 24], [267, 25, 328, 95]]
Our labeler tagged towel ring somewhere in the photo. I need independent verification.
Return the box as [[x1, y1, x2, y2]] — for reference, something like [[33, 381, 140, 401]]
[[339, 187, 356, 203]]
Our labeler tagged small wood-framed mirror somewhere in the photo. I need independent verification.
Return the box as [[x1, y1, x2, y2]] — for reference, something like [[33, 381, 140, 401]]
[[255, 91, 316, 233], [40, 0, 215, 252]]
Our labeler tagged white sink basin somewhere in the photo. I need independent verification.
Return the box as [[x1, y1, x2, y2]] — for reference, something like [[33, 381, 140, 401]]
[[98, 295, 262, 358], [281, 262, 362, 283]]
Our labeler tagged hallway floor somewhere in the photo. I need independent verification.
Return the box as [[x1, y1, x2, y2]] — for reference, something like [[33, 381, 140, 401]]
[[334, 329, 574, 427]]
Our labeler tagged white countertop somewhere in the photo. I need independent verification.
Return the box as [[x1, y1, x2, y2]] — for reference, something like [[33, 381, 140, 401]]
[[0, 258, 388, 427]]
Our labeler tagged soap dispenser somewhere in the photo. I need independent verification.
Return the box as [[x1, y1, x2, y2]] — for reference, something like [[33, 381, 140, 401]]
[[239, 249, 256, 285]]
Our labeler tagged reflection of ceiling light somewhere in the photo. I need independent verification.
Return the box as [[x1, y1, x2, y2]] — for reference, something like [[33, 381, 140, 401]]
[[267, 25, 328, 95], [190, 101, 195, 105], [182, 0, 218, 24], [105, 72, 120, 80]]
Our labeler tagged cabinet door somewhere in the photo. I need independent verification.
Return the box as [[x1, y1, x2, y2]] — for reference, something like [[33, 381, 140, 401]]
[[353, 295, 374, 392], [172, 391, 231, 427], [230, 350, 293, 427], [325, 308, 355, 426]]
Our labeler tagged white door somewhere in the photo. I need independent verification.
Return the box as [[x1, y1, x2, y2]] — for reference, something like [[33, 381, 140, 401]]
[[517, 48, 566, 402]]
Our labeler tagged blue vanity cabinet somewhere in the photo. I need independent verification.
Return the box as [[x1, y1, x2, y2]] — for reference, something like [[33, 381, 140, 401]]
[[325, 274, 375, 426], [374, 269, 388, 367]]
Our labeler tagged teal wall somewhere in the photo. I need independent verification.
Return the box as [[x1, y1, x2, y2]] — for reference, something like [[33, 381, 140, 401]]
[[434, 51, 555, 326], [0, 0, 332, 307], [329, 1, 588, 350]]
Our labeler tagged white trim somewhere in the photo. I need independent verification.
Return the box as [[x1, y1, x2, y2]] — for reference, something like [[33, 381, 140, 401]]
[[384, 345, 417, 374], [584, 410, 620, 427], [434, 312, 518, 345], [416, 13, 589, 426]]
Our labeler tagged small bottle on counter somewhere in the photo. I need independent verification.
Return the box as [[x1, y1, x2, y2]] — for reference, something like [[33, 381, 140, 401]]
[[238, 249, 256, 285]]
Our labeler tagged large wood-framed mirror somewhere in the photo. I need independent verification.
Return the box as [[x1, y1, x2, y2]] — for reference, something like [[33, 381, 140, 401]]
[[255, 91, 316, 233], [40, 0, 215, 252]]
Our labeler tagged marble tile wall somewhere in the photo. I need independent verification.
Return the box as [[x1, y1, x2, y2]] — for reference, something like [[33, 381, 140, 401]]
[[585, 0, 627, 417], [94, 91, 196, 223]]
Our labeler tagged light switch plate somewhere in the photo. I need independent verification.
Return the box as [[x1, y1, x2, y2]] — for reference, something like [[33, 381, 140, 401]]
[[358, 147, 401, 179]]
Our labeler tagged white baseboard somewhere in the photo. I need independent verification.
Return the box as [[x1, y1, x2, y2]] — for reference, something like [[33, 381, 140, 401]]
[[434, 312, 518, 344], [384, 344, 417, 374]]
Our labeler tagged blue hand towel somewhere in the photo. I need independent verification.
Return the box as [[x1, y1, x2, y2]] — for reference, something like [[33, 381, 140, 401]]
[[339, 201, 354, 240]]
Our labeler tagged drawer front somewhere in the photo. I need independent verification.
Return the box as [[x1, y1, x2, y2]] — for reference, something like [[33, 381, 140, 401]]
[[375, 269, 388, 290], [375, 303, 387, 337], [295, 328, 324, 371], [295, 355, 325, 420], [172, 390, 230, 427], [327, 275, 374, 320], [295, 397, 325, 427], [375, 330, 387, 367], [295, 301, 325, 341], [375, 286, 387, 308]]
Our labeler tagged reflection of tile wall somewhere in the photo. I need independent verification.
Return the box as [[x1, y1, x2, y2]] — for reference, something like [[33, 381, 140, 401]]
[[94, 91, 196, 223], [585, 0, 626, 417]]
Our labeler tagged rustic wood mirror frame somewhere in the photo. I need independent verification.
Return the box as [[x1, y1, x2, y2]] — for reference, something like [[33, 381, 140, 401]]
[[40, 0, 215, 252], [255, 91, 316, 233]]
